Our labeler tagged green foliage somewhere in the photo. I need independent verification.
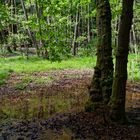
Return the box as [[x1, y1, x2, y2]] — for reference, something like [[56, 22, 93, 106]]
[[128, 54, 140, 81], [0, 0, 98, 59], [0, 0, 140, 61], [0, 44, 7, 55], [0, 69, 13, 86], [78, 38, 97, 57], [7, 33, 29, 47], [0, 3, 10, 31]]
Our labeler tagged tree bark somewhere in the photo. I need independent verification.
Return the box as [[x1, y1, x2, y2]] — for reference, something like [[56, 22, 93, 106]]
[[72, 5, 78, 56], [85, 0, 113, 111], [87, 3, 90, 42], [20, 0, 39, 56], [109, 0, 134, 123], [35, 0, 43, 48]]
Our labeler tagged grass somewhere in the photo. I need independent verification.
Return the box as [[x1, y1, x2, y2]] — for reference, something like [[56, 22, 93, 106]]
[[0, 69, 13, 86], [0, 56, 96, 73], [0, 54, 140, 86], [14, 75, 55, 90], [0, 56, 95, 86]]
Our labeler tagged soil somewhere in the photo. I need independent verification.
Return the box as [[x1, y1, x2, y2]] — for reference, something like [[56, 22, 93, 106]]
[[0, 69, 140, 140]]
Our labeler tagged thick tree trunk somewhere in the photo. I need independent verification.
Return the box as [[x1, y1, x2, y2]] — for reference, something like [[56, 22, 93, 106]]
[[85, 0, 113, 111], [109, 0, 134, 123]]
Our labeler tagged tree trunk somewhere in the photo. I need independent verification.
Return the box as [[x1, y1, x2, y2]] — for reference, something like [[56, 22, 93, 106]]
[[35, 0, 43, 48], [87, 3, 90, 42], [85, 0, 113, 111], [20, 0, 39, 56], [72, 6, 78, 56], [109, 0, 134, 123]]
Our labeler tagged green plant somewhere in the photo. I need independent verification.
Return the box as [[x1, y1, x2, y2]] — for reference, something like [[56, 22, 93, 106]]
[[0, 69, 13, 86], [14, 82, 28, 90]]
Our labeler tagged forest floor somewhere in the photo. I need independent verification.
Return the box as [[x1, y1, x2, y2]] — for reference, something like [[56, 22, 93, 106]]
[[0, 69, 140, 140]]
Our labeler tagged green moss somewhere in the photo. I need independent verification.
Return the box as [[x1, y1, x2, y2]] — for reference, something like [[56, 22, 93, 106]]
[[85, 99, 101, 112]]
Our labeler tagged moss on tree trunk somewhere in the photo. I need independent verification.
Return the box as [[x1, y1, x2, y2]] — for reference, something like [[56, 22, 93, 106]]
[[85, 0, 113, 111]]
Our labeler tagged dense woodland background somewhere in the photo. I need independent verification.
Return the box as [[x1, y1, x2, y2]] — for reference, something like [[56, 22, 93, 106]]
[[0, 0, 140, 59]]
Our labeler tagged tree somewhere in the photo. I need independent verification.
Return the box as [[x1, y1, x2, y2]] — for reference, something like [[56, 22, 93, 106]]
[[0, 0, 97, 59], [20, 0, 39, 56], [85, 0, 113, 111], [109, 0, 134, 123]]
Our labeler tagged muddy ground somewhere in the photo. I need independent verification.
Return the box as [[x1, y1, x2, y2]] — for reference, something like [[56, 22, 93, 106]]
[[0, 69, 140, 140]]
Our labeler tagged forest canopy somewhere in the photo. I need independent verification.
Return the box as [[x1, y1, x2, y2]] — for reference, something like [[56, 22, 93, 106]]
[[0, 0, 139, 60]]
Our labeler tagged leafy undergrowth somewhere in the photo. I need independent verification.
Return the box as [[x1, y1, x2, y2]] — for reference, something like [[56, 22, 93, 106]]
[[0, 69, 140, 140]]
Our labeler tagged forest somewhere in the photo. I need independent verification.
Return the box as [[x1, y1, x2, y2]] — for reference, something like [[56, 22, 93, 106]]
[[0, 0, 140, 139]]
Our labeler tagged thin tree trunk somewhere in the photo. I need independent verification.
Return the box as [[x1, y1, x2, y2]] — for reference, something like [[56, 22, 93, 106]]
[[20, 0, 39, 56], [109, 0, 134, 123], [72, 6, 78, 56], [35, 0, 43, 48], [13, 0, 17, 51], [131, 20, 138, 54], [87, 3, 90, 42]]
